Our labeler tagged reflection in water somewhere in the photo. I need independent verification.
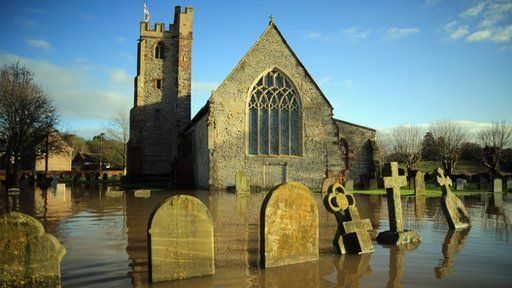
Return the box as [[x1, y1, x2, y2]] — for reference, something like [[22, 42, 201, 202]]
[[1, 186, 512, 287], [386, 242, 420, 288], [435, 227, 470, 279], [333, 254, 372, 287], [415, 196, 426, 219]]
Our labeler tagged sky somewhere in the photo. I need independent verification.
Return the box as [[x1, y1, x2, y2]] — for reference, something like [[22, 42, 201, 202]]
[[0, 0, 510, 139]]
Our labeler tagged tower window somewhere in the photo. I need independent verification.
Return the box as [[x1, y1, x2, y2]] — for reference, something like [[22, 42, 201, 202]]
[[155, 42, 164, 59], [154, 79, 162, 89]]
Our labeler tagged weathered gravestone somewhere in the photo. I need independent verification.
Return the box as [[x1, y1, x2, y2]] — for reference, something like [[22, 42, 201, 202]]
[[323, 183, 374, 254], [493, 178, 502, 193], [148, 195, 214, 282], [235, 170, 250, 194], [376, 162, 421, 245], [456, 178, 465, 191], [435, 227, 470, 279], [321, 177, 336, 196], [414, 171, 425, 196], [134, 189, 151, 198], [56, 183, 66, 194], [106, 189, 124, 197], [261, 182, 318, 268], [345, 180, 354, 191], [0, 212, 66, 287], [436, 168, 471, 229]]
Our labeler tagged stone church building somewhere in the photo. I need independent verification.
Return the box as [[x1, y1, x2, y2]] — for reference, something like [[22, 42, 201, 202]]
[[127, 6, 378, 189]]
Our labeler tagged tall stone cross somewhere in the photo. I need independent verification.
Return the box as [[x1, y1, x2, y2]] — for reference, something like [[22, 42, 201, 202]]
[[435, 167, 471, 229], [383, 162, 407, 232], [436, 168, 453, 194]]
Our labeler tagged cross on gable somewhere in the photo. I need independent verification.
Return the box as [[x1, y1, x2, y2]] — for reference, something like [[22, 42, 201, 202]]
[[436, 168, 452, 188], [383, 162, 407, 191]]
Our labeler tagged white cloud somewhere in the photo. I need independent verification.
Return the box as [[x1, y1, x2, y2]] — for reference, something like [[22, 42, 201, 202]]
[[385, 27, 421, 39], [460, 2, 487, 17], [378, 120, 494, 138], [0, 53, 131, 120], [116, 36, 126, 43], [106, 69, 131, 85], [342, 27, 371, 44], [479, 2, 512, 28], [465, 25, 512, 43], [27, 39, 53, 51], [303, 32, 335, 42], [449, 25, 470, 40], [192, 81, 218, 91]]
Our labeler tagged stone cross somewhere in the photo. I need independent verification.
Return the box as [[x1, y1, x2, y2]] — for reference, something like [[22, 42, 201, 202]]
[[324, 183, 374, 254], [383, 162, 407, 232], [435, 168, 470, 229]]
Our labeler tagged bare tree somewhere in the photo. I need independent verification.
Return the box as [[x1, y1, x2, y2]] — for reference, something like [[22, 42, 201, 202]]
[[376, 130, 392, 162], [430, 120, 470, 176], [389, 125, 423, 173], [0, 62, 60, 185], [102, 105, 129, 172], [477, 120, 512, 177]]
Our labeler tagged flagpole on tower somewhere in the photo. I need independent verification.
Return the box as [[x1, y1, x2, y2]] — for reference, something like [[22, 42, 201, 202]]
[[143, 1, 150, 22]]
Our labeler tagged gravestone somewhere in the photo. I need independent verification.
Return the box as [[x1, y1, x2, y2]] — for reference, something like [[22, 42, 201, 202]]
[[148, 195, 214, 282], [106, 190, 124, 197], [321, 177, 336, 196], [415, 196, 426, 218], [134, 189, 151, 198], [345, 180, 354, 191], [56, 183, 66, 194], [261, 182, 318, 268], [436, 168, 471, 229], [0, 212, 66, 287], [493, 178, 502, 193], [456, 178, 465, 191], [235, 170, 250, 194], [376, 162, 421, 245], [323, 183, 374, 254], [369, 179, 378, 190], [507, 177, 512, 192], [414, 171, 425, 196]]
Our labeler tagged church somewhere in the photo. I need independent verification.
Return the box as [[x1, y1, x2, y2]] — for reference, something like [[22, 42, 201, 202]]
[[127, 6, 379, 189]]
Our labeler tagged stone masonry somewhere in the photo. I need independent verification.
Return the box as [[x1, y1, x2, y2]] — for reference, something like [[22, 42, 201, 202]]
[[127, 6, 193, 180]]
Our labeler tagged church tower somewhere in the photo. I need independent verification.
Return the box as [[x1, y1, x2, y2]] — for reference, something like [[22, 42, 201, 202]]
[[127, 6, 194, 180]]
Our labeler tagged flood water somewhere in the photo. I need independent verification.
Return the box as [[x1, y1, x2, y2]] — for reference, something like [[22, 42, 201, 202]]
[[1, 185, 511, 288]]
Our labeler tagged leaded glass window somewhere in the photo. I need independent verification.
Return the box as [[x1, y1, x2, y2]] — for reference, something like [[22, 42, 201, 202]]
[[248, 70, 301, 156]]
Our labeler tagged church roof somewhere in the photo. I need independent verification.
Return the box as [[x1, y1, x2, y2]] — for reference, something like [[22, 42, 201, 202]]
[[188, 20, 334, 129]]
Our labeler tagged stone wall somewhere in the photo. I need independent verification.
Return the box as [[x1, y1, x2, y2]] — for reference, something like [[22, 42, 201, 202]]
[[204, 24, 343, 189], [335, 119, 376, 188], [35, 151, 72, 172], [191, 113, 209, 188]]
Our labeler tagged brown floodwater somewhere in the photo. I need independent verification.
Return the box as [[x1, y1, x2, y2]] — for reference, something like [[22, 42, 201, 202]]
[[1, 185, 511, 287]]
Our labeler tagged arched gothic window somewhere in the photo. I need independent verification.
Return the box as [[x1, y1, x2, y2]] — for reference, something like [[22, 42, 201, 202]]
[[155, 42, 164, 59], [248, 69, 301, 156]]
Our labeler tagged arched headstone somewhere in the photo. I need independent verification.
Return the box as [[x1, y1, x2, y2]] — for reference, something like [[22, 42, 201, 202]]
[[148, 195, 214, 282], [260, 182, 318, 268], [0, 212, 66, 287]]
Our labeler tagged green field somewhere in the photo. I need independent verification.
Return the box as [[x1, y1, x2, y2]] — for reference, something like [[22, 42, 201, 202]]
[[413, 160, 485, 175]]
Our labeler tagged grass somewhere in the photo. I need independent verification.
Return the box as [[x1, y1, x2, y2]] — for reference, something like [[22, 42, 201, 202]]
[[414, 160, 485, 174]]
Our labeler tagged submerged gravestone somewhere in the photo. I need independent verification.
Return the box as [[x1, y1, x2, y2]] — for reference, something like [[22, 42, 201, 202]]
[[436, 168, 471, 229], [235, 170, 250, 194], [345, 180, 354, 191], [56, 183, 66, 194], [0, 212, 66, 287], [456, 178, 465, 191], [261, 182, 318, 268], [134, 189, 151, 198], [493, 178, 502, 193], [148, 195, 214, 282], [414, 171, 425, 196], [376, 162, 421, 245], [106, 190, 124, 197], [324, 183, 374, 254]]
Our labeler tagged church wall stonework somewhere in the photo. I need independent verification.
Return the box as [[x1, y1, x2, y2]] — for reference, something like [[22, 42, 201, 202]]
[[206, 24, 342, 189], [192, 113, 209, 188], [335, 120, 376, 188]]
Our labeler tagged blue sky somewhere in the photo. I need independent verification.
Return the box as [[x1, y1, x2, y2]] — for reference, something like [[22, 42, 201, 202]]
[[0, 0, 511, 139]]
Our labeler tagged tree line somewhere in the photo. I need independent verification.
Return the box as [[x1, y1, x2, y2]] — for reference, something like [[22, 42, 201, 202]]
[[378, 120, 512, 177]]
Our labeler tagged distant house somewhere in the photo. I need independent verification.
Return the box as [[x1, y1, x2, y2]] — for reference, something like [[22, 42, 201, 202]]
[[72, 152, 110, 171], [32, 132, 73, 172]]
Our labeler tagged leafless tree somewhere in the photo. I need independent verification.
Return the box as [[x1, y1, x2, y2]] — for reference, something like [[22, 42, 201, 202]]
[[0, 62, 60, 185], [389, 125, 423, 173], [477, 120, 512, 176], [102, 105, 129, 172], [429, 120, 470, 176], [376, 130, 392, 162]]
